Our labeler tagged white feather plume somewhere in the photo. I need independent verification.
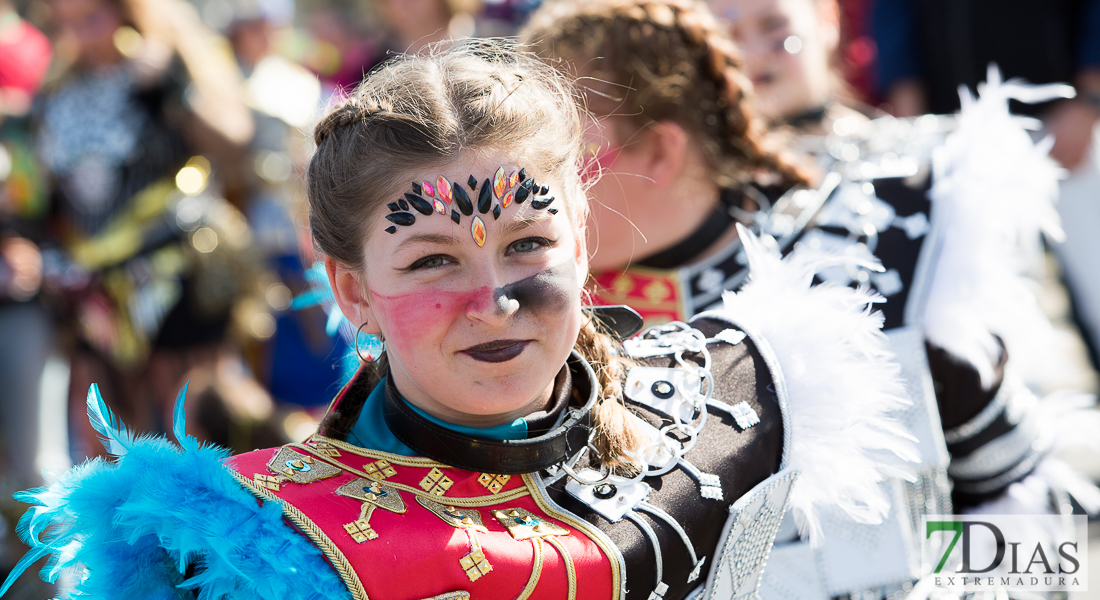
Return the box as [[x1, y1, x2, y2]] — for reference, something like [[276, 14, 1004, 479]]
[[923, 65, 1073, 387], [713, 225, 918, 546]]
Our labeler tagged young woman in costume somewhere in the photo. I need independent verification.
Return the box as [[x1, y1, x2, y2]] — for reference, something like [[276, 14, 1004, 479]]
[[2, 40, 914, 600], [525, 0, 1097, 596]]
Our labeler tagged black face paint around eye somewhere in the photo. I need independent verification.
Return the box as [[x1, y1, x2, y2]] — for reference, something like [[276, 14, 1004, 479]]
[[494, 261, 577, 317], [382, 167, 558, 241]]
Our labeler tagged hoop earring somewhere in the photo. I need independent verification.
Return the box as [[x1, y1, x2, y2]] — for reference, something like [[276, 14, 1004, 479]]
[[355, 321, 385, 362]]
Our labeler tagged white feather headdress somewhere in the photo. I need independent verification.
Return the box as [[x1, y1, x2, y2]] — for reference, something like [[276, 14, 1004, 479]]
[[711, 226, 918, 546]]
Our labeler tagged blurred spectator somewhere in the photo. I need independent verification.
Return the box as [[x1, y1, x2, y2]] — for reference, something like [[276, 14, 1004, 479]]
[[872, 0, 1100, 369]]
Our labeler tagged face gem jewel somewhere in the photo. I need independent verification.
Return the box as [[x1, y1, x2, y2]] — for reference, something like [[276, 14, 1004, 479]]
[[386, 212, 416, 226], [404, 193, 434, 216], [477, 179, 492, 213], [398, 198, 409, 211], [501, 191, 514, 208], [492, 167, 506, 199], [437, 176, 453, 204], [518, 168, 527, 182], [508, 170, 519, 188], [433, 198, 447, 215], [423, 181, 435, 197], [531, 197, 554, 210], [412, 182, 422, 195], [452, 183, 474, 215], [385, 225, 397, 234], [547, 208, 558, 215], [514, 180, 532, 204], [387, 202, 400, 212], [451, 209, 461, 224], [540, 185, 550, 195], [467, 175, 478, 190], [471, 216, 486, 247], [492, 205, 501, 220]]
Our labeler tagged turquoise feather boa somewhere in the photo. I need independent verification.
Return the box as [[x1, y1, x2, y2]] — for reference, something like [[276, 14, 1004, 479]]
[[1, 384, 350, 600]]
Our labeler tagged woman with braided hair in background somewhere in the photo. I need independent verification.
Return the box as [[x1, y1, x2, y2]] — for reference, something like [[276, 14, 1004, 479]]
[[527, 0, 1100, 597], [1, 37, 917, 600]]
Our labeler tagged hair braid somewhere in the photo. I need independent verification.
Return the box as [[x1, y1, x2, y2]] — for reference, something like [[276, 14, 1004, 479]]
[[523, 0, 809, 190]]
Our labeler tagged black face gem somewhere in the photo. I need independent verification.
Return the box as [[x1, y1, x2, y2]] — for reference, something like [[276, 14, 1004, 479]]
[[477, 179, 493, 214], [452, 183, 474, 215], [540, 185, 550, 195], [547, 208, 558, 215], [451, 209, 461, 224], [412, 182, 422, 195], [651, 380, 675, 400], [404, 193, 434, 216], [492, 205, 501, 220], [385, 225, 397, 234], [387, 202, 400, 212], [531, 197, 554, 210], [468, 175, 478, 190], [593, 483, 617, 500], [386, 212, 416, 226], [398, 198, 409, 211], [518, 168, 527, 182], [515, 180, 532, 204]]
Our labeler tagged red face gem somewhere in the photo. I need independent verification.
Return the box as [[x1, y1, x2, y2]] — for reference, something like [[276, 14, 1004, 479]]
[[423, 181, 435, 197], [508, 170, 519, 188], [437, 176, 452, 204]]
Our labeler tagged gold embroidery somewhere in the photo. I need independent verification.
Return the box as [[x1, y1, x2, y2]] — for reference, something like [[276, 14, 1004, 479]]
[[266, 447, 341, 485], [458, 537, 493, 581], [362, 459, 397, 481], [311, 440, 342, 457], [544, 536, 577, 600], [253, 473, 281, 491], [417, 497, 487, 532], [418, 592, 470, 600], [477, 473, 511, 494], [491, 508, 570, 540], [418, 467, 454, 496], [515, 538, 544, 600], [343, 518, 378, 543], [336, 479, 407, 543]]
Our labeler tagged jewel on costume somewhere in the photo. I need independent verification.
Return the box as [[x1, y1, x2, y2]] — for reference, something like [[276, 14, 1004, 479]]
[[404, 193, 434, 216], [518, 168, 527, 182], [386, 212, 415, 226], [467, 175, 478, 190], [419, 467, 455, 496], [387, 202, 400, 212], [492, 167, 506, 199], [433, 199, 447, 215], [385, 226, 397, 234], [437, 176, 453, 204], [508, 170, 519, 188], [398, 198, 409, 211], [477, 179, 493, 214], [451, 209, 461, 224], [531, 197, 554, 210], [492, 205, 501, 220], [515, 180, 532, 204], [412, 182, 422, 195], [423, 181, 435, 197], [502, 191, 514, 208], [453, 183, 474, 215], [471, 216, 486, 248]]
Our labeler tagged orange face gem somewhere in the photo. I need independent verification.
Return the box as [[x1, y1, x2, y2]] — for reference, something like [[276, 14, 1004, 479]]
[[437, 176, 452, 204], [501, 191, 514, 208], [471, 216, 486, 247], [433, 198, 447, 214], [492, 167, 506, 199], [508, 170, 519, 188]]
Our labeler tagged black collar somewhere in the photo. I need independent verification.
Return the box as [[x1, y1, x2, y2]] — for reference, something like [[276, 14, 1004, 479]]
[[637, 189, 738, 269], [381, 351, 599, 474]]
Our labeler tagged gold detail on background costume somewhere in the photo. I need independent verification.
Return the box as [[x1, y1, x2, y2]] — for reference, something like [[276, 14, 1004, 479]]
[[253, 473, 281, 491], [363, 459, 397, 481], [544, 536, 578, 600], [336, 478, 407, 543], [311, 440, 342, 457], [477, 473, 511, 494], [419, 467, 454, 496], [491, 508, 570, 540], [266, 447, 341, 485]]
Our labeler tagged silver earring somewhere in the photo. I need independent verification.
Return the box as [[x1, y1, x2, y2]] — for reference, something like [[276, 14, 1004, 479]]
[[355, 321, 385, 362]]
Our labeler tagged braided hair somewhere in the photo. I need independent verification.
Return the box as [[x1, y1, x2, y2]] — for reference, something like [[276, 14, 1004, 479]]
[[522, 0, 808, 190]]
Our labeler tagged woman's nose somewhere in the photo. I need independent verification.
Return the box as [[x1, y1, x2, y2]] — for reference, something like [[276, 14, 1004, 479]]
[[464, 268, 520, 327]]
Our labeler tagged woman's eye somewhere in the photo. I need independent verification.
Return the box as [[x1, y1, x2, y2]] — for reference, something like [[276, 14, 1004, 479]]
[[510, 237, 551, 254], [406, 255, 452, 270]]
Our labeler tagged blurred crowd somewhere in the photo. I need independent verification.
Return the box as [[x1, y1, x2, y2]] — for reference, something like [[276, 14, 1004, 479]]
[[3, 0, 1100, 593]]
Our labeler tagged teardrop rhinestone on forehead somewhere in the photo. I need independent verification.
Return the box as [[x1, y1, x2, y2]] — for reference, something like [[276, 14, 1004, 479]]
[[501, 191, 514, 208], [508, 170, 519, 189], [433, 198, 447, 215], [492, 167, 507, 199], [423, 181, 435, 197], [471, 216, 486, 247], [437, 176, 452, 204], [477, 179, 493, 214]]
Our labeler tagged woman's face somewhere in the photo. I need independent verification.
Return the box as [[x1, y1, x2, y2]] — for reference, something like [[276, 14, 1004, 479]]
[[709, 0, 838, 121], [339, 152, 588, 427], [49, 0, 123, 65]]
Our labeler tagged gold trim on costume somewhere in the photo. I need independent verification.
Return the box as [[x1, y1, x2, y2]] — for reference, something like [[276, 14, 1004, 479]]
[[515, 538, 544, 600], [417, 592, 471, 600], [544, 535, 577, 600], [230, 470, 369, 600], [310, 435, 450, 468]]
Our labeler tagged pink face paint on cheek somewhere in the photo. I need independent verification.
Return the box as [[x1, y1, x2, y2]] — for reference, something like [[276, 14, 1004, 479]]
[[369, 287, 492, 349]]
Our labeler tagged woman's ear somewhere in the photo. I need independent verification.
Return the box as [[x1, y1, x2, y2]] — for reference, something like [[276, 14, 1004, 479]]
[[643, 120, 690, 188], [326, 257, 381, 334]]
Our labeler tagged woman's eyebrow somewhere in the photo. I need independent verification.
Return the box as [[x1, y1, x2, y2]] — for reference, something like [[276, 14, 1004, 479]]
[[503, 213, 554, 236], [396, 232, 461, 249]]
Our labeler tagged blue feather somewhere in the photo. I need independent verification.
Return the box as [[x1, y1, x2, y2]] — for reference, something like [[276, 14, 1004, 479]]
[[172, 382, 196, 451], [86, 383, 133, 456]]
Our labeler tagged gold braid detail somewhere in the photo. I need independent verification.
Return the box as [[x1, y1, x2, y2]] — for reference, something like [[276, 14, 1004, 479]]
[[544, 536, 577, 600], [515, 538, 545, 600], [289, 442, 531, 507], [230, 470, 370, 600]]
